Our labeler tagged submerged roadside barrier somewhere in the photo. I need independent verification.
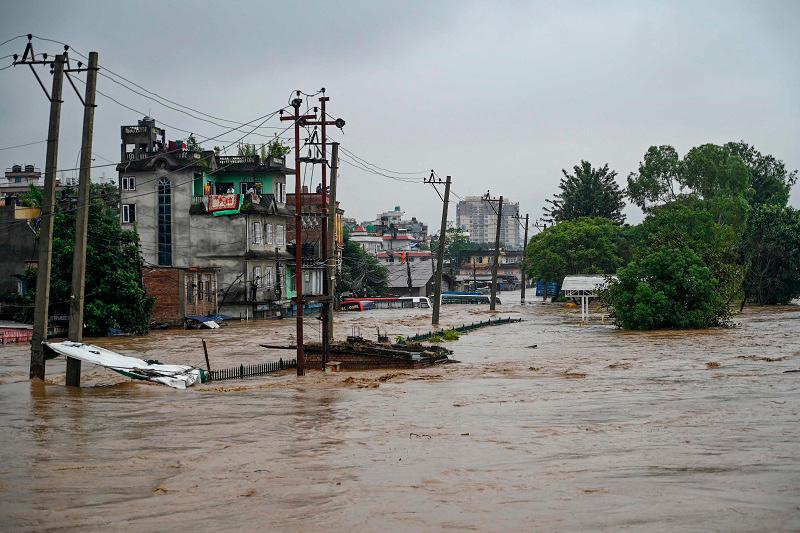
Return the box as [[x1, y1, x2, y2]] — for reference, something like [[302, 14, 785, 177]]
[[404, 316, 522, 343], [208, 358, 297, 382]]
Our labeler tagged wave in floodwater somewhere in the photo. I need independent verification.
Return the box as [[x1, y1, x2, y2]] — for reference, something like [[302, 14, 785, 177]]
[[1, 294, 799, 532]]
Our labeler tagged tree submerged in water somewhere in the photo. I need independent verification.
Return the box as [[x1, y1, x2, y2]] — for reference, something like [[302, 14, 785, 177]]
[[606, 247, 730, 329], [16, 184, 153, 335]]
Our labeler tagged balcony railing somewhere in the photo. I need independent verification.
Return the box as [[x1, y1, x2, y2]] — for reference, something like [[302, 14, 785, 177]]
[[215, 155, 286, 167], [124, 149, 203, 162], [217, 155, 260, 165]]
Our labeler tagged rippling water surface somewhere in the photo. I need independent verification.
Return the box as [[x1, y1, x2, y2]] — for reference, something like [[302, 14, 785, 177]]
[[1, 294, 799, 531]]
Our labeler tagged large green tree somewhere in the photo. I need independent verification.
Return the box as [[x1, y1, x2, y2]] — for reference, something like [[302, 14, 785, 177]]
[[607, 247, 730, 330], [740, 205, 800, 305], [632, 200, 744, 303], [724, 141, 797, 208], [544, 161, 626, 223], [627, 141, 795, 212], [525, 217, 624, 291], [17, 184, 153, 335]]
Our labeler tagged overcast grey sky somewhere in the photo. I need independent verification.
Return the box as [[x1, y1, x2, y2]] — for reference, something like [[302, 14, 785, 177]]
[[1, 0, 798, 227]]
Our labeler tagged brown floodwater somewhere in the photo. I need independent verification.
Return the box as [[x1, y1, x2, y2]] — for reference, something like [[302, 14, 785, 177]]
[[1, 294, 799, 531]]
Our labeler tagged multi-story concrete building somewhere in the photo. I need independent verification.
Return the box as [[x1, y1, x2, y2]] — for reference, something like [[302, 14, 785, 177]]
[[286, 187, 345, 303], [455, 196, 521, 249], [117, 117, 295, 322]]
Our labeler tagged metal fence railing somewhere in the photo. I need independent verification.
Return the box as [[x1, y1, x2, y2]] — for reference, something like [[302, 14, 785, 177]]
[[208, 358, 297, 381], [404, 317, 522, 343]]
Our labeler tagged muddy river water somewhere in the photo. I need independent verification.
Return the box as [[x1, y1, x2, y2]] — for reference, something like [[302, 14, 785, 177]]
[[1, 294, 799, 531]]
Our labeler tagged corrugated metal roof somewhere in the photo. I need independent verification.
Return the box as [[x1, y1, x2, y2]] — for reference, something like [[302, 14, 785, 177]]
[[560, 275, 613, 292], [385, 262, 436, 289]]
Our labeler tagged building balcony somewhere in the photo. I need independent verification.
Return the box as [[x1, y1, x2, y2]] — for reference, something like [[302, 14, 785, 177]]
[[215, 154, 286, 168], [123, 149, 203, 162]]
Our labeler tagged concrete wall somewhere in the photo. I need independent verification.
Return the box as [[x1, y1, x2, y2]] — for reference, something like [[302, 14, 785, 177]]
[[0, 204, 38, 295]]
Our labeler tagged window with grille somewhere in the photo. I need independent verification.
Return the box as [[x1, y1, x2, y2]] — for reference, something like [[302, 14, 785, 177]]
[[158, 177, 172, 266], [253, 222, 263, 244], [266, 223, 273, 244], [276, 225, 285, 245]]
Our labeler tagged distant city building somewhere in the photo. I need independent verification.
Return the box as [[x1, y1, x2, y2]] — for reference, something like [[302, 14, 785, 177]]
[[456, 196, 520, 249], [361, 205, 428, 251], [349, 225, 384, 254]]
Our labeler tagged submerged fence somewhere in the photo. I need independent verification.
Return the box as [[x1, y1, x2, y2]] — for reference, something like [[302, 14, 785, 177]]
[[405, 316, 522, 343], [208, 358, 297, 381]]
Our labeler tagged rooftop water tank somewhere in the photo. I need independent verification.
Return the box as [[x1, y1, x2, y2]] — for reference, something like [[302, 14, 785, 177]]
[[24, 164, 35, 172]]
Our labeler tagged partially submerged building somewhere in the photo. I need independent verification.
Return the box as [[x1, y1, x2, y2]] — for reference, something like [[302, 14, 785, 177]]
[[117, 117, 295, 323]]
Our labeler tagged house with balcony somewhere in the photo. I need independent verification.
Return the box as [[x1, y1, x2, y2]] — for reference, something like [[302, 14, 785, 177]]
[[117, 117, 294, 322]]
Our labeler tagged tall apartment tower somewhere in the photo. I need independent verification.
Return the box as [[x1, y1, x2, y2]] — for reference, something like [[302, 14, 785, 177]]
[[455, 196, 521, 249]]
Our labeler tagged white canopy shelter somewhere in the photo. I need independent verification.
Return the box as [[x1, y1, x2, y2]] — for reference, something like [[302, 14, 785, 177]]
[[561, 275, 615, 323]]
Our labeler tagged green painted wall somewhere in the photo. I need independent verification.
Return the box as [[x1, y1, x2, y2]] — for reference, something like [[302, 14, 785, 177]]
[[198, 171, 277, 196], [285, 265, 296, 299]]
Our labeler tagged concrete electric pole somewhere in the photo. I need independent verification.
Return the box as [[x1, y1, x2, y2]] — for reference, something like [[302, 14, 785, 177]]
[[66, 51, 99, 387], [483, 192, 503, 312], [13, 39, 67, 380], [427, 173, 451, 326]]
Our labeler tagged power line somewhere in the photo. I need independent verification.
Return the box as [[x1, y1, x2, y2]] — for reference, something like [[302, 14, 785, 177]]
[[0, 139, 48, 151]]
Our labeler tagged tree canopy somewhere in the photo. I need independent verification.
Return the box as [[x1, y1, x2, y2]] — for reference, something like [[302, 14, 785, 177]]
[[525, 217, 624, 288], [627, 141, 796, 212], [544, 161, 626, 223], [740, 205, 800, 305], [338, 232, 388, 297], [17, 184, 153, 335], [607, 247, 730, 330]]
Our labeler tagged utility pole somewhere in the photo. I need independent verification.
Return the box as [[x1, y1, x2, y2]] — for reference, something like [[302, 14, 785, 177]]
[[483, 192, 503, 312], [66, 51, 99, 387], [326, 142, 339, 342], [406, 255, 413, 296], [512, 213, 529, 305], [304, 92, 345, 370], [15, 39, 66, 380], [427, 173, 450, 325], [280, 93, 317, 376]]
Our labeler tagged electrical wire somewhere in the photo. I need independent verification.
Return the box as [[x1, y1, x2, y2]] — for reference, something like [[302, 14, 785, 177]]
[[0, 139, 48, 151]]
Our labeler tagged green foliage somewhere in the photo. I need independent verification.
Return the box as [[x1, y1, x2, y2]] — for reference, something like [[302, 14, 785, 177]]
[[268, 139, 291, 158], [237, 143, 256, 157], [627, 141, 795, 212], [607, 247, 730, 329], [17, 186, 153, 335], [431, 227, 473, 268], [724, 141, 797, 208], [18, 183, 43, 208], [545, 160, 626, 223], [626, 145, 682, 209], [681, 143, 751, 199], [741, 205, 800, 304], [632, 200, 744, 303], [442, 329, 460, 341], [525, 217, 624, 288], [186, 134, 202, 153], [428, 335, 443, 343], [339, 235, 388, 297]]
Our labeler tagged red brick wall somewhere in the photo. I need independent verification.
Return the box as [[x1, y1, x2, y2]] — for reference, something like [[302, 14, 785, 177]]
[[143, 268, 182, 325]]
